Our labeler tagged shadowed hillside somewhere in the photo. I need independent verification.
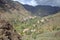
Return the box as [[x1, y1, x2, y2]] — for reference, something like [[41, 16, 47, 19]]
[[23, 5, 60, 16]]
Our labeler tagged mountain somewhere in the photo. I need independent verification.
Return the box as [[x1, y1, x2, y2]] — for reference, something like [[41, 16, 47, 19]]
[[23, 5, 60, 16], [0, 0, 60, 40], [0, 0, 23, 40], [0, 0, 32, 22]]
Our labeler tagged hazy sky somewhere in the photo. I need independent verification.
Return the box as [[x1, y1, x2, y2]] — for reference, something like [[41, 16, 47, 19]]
[[14, 0, 60, 6]]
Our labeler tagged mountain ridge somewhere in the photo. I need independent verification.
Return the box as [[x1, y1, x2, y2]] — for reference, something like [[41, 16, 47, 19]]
[[0, 0, 32, 22], [23, 5, 60, 16]]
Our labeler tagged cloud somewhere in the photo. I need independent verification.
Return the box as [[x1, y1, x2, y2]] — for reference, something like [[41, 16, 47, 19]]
[[14, 0, 30, 4], [26, 0, 37, 6], [35, 0, 60, 6], [14, 0, 60, 6], [14, 0, 37, 6]]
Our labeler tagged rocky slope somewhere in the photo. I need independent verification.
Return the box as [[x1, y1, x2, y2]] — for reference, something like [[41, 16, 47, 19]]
[[0, 0, 32, 22], [0, 19, 21, 40]]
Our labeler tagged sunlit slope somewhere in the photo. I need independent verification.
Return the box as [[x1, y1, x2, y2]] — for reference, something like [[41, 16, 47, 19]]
[[21, 12, 60, 40], [0, 0, 32, 22]]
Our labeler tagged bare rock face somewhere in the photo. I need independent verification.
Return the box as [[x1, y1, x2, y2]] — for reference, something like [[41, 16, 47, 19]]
[[0, 19, 21, 40]]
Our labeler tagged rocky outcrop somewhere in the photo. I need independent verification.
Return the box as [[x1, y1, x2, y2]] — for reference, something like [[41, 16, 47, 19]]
[[0, 19, 21, 40]]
